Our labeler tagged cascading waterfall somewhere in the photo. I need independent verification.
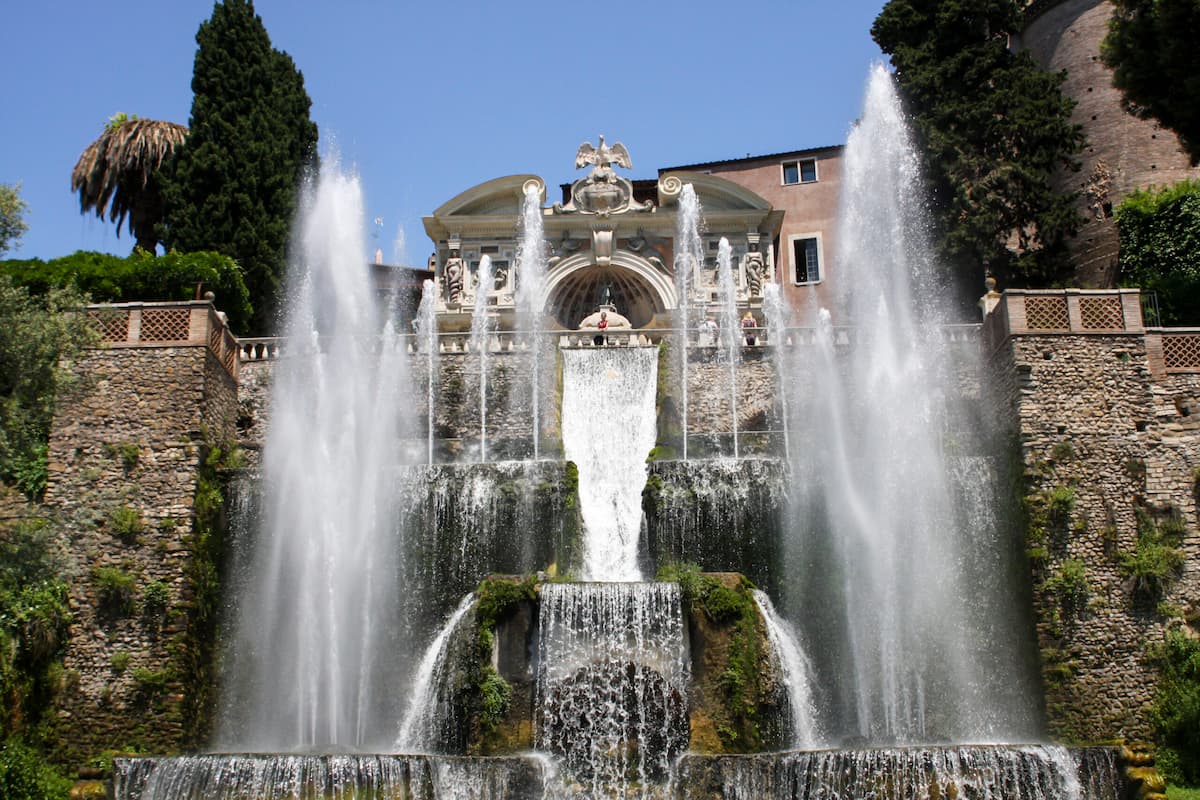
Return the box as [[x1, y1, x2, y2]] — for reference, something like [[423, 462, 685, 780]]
[[396, 594, 477, 753], [751, 590, 822, 749], [215, 159, 415, 751], [674, 185, 703, 460], [778, 64, 1040, 743], [674, 745, 1120, 800], [470, 255, 494, 463], [561, 348, 658, 581], [417, 278, 438, 465], [515, 184, 547, 460], [536, 583, 690, 799], [716, 237, 741, 457], [114, 754, 544, 800]]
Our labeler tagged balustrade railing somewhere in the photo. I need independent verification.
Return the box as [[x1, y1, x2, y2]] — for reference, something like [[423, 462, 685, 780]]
[[235, 323, 982, 361]]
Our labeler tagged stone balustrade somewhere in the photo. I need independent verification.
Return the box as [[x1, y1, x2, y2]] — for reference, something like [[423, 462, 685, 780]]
[[86, 301, 240, 382], [235, 323, 981, 361]]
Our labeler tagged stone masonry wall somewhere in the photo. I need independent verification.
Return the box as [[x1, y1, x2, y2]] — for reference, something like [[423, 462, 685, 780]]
[[986, 331, 1200, 740], [42, 345, 237, 767]]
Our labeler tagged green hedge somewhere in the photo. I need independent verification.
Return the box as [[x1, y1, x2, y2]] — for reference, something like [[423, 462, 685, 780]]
[[0, 251, 251, 333], [1116, 180, 1200, 326]]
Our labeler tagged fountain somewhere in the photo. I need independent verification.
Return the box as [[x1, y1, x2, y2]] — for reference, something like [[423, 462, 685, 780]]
[[515, 184, 548, 460], [776, 64, 1041, 743], [674, 185, 703, 460], [417, 278, 438, 465], [109, 71, 1131, 800], [214, 159, 415, 752], [470, 255, 495, 463], [715, 236, 741, 457]]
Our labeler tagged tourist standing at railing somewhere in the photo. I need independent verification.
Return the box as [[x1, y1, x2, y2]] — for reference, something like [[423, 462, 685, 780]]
[[741, 311, 757, 346], [594, 311, 608, 346]]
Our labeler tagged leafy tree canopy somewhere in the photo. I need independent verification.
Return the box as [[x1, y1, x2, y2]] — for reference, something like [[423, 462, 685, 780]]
[[1102, 0, 1200, 166], [872, 0, 1086, 287], [0, 278, 94, 500], [161, 0, 318, 334], [0, 184, 29, 257], [0, 250, 251, 333], [1115, 179, 1200, 325]]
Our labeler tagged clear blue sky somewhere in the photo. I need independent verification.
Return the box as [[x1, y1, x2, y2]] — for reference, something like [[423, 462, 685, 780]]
[[3, 0, 887, 266]]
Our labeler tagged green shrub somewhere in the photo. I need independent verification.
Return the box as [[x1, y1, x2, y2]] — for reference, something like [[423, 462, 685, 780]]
[[1150, 631, 1200, 786], [0, 738, 71, 800], [141, 580, 170, 614], [107, 506, 143, 544], [478, 666, 512, 732], [1116, 180, 1200, 325], [1121, 507, 1186, 608], [0, 250, 251, 333], [109, 651, 130, 675], [1043, 559, 1090, 618], [130, 667, 172, 697], [92, 566, 137, 615]]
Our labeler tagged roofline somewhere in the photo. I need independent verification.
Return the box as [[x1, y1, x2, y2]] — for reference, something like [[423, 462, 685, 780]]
[[658, 144, 844, 173]]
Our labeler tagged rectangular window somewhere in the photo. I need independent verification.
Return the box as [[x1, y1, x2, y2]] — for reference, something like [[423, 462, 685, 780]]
[[791, 236, 821, 284], [782, 158, 818, 185]]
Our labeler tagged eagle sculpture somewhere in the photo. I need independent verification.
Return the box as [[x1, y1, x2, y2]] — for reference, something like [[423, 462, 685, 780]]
[[575, 136, 632, 171]]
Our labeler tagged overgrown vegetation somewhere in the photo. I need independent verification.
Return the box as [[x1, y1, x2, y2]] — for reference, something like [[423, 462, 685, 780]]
[[175, 442, 241, 745], [871, 0, 1084, 287], [473, 576, 535, 736], [1024, 482, 1077, 562], [655, 563, 772, 751], [1043, 559, 1090, 619], [1120, 506, 1186, 608], [0, 250, 251, 333], [0, 511, 73, 799], [0, 278, 94, 500], [1115, 180, 1200, 325], [0, 738, 71, 800], [107, 506, 143, 545], [92, 566, 137, 616], [1149, 630, 1200, 786]]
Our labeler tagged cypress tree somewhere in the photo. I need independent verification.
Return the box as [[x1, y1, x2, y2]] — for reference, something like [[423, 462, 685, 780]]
[[872, 0, 1085, 287], [162, 0, 318, 333]]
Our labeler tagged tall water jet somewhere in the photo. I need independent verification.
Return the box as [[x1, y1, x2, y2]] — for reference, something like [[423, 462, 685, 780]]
[[674, 185, 703, 460], [716, 237, 741, 457], [762, 284, 790, 461], [417, 278, 438, 465], [561, 348, 658, 581], [469, 255, 494, 463], [515, 184, 547, 460], [779, 65, 1040, 743], [216, 159, 415, 751]]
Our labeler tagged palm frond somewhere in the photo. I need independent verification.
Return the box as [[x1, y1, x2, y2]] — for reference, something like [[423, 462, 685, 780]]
[[71, 119, 188, 235]]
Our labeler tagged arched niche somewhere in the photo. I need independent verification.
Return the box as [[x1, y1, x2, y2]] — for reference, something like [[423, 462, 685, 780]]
[[544, 251, 676, 329]]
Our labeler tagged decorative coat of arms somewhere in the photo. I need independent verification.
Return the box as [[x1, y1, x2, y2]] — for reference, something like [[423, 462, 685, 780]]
[[553, 136, 654, 216]]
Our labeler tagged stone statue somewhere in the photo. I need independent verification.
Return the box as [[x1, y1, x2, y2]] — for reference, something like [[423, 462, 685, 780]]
[[444, 256, 464, 306], [745, 252, 765, 297]]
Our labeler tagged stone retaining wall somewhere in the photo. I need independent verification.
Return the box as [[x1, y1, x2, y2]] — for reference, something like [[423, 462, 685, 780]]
[[987, 311, 1200, 740], [42, 344, 237, 767]]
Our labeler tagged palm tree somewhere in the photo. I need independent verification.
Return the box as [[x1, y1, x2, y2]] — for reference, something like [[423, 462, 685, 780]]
[[71, 116, 188, 253]]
